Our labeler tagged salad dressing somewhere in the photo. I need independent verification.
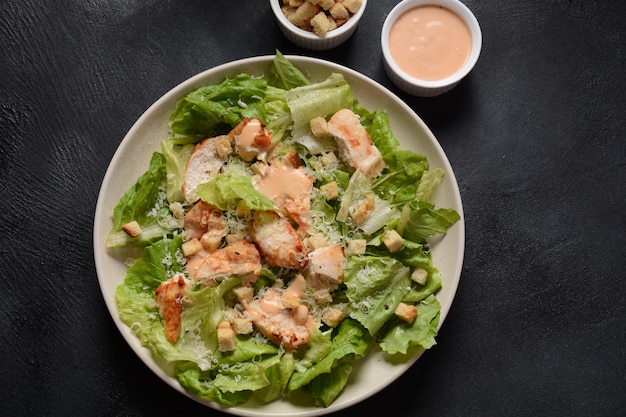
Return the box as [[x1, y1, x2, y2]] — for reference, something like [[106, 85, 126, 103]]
[[234, 118, 272, 161], [236, 119, 262, 148], [389, 5, 472, 81], [258, 290, 284, 315], [253, 163, 311, 208]]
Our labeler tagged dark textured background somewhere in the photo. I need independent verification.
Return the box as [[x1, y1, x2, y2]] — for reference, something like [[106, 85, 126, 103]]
[[1, 1, 624, 416]]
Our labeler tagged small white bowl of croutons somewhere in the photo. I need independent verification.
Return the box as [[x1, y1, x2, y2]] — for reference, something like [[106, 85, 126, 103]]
[[270, 0, 367, 50]]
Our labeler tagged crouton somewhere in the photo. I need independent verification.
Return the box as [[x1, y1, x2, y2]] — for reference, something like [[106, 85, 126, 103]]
[[341, 0, 363, 14], [310, 116, 330, 138], [320, 151, 338, 168], [122, 221, 142, 238], [225, 232, 246, 245], [310, 11, 330, 36], [232, 285, 254, 304], [395, 303, 418, 323], [250, 161, 269, 176], [329, 2, 349, 20], [214, 136, 233, 159], [313, 288, 333, 304], [351, 194, 374, 225], [217, 320, 236, 351], [322, 307, 345, 327], [320, 181, 339, 200], [411, 267, 428, 285], [181, 238, 202, 257], [318, 0, 335, 10], [382, 229, 404, 253], [169, 202, 185, 220], [346, 239, 367, 256], [306, 232, 329, 251], [327, 15, 338, 30], [289, 1, 320, 28], [200, 231, 223, 252], [233, 318, 254, 335]]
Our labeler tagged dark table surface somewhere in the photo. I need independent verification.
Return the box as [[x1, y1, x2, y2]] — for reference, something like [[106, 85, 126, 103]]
[[1, 1, 625, 416]]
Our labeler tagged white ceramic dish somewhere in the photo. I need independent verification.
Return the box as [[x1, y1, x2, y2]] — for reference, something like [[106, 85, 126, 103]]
[[381, 0, 482, 97], [270, 0, 367, 50], [94, 55, 464, 416]]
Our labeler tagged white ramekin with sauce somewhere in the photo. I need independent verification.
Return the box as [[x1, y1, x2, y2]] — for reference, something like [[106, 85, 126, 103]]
[[381, 0, 482, 97]]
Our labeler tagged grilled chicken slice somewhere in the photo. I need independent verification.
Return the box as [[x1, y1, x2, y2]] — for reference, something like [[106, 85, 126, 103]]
[[183, 135, 229, 203], [328, 108, 385, 180], [155, 274, 190, 343], [192, 239, 261, 286], [307, 245, 346, 287], [183, 200, 226, 240], [250, 211, 308, 270], [244, 276, 316, 349]]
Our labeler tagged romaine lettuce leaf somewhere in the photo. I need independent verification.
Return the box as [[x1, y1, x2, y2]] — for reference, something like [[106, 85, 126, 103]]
[[196, 173, 276, 211], [255, 353, 296, 403], [373, 150, 429, 205], [161, 140, 193, 203], [337, 170, 400, 235], [176, 362, 252, 406], [343, 256, 412, 335], [378, 294, 440, 355], [115, 236, 216, 366], [414, 167, 445, 202], [397, 200, 461, 242], [267, 50, 311, 90], [353, 104, 400, 156], [392, 239, 443, 302], [287, 319, 371, 393], [169, 73, 268, 137], [286, 73, 354, 153], [305, 357, 354, 407], [107, 152, 179, 248]]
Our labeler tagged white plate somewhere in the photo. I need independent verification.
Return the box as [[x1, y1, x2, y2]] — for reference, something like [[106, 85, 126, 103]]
[[93, 55, 465, 416]]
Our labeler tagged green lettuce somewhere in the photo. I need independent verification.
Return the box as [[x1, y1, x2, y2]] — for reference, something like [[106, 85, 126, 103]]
[[286, 73, 354, 153], [337, 170, 400, 235], [115, 235, 216, 365], [161, 140, 194, 203], [354, 104, 400, 156], [267, 50, 310, 90], [106, 152, 178, 248], [373, 150, 429, 206], [397, 200, 461, 242], [343, 256, 412, 335], [378, 294, 441, 355], [288, 319, 372, 406], [169, 73, 268, 138], [195, 173, 276, 211]]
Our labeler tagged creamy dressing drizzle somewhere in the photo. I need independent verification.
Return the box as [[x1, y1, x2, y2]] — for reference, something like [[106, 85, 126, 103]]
[[236, 119, 262, 151], [253, 163, 311, 209]]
